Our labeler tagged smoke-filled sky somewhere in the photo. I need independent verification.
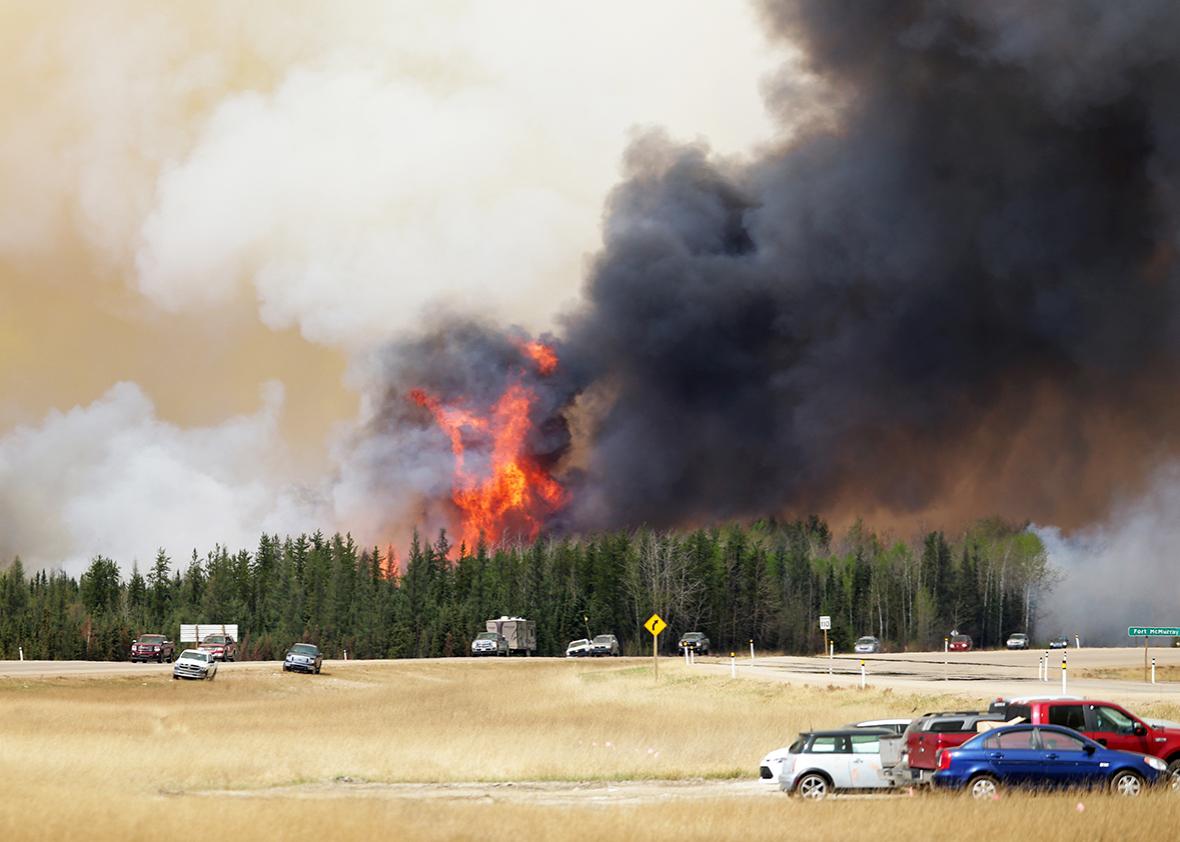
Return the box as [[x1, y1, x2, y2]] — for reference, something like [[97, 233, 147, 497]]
[[5, 0, 1180, 639], [0, 1, 777, 569]]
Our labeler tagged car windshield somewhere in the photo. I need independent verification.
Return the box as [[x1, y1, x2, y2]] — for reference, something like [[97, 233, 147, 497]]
[[203, 635, 227, 644], [476, 632, 499, 641], [593, 636, 613, 644], [1010, 634, 1027, 640], [788, 737, 806, 754], [181, 650, 207, 662], [856, 637, 876, 645], [682, 633, 704, 640], [568, 639, 589, 647], [291, 644, 317, 655], [139, 635, 164, 644], [952, 635, 970, 643]]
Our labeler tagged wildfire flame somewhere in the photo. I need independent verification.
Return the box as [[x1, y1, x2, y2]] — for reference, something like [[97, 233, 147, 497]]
[[410, 343, 566, 548]]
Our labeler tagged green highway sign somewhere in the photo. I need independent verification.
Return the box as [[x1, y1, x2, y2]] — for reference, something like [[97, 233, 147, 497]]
[[1128, 626, 1180, 637]]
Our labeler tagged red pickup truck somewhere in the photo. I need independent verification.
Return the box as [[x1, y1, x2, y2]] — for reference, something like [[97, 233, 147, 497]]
[[992, 696, 1180, 777]]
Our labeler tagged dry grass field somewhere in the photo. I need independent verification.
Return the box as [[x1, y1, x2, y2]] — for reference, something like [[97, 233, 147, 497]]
[[2, 658, 1179, 841]]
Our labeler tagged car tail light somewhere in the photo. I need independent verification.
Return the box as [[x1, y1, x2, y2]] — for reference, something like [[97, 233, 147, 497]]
[[937, 750, 954, 771]]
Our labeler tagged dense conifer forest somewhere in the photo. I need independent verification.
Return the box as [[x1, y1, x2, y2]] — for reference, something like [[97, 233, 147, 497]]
[[0, 517, 1052, 660]]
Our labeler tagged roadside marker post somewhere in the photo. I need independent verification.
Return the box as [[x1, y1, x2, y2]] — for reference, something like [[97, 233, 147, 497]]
[[749, 639, 755, 663], [730, 653, 736, 679], [828, 641, 834, 676], [1062, 652, 1068, 694], [644, 613, 667, 682], [683, 645, 690, 666], [819, 615, 831, 666], [18, 646, 23, 661], [860, 659, 867, 689], [943, 637, 948, 682], [1152, 657, 1157, 685], [1044, 651, 1050, 683]]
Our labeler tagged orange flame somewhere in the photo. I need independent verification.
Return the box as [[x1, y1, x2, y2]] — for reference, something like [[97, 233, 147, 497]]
[[521, 340, 559, 376], [410, 355, 566, 548]]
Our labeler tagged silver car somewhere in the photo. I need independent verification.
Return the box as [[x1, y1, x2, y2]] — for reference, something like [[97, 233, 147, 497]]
[[471, 631, 508, 656], [854, 636, 882, 654], [172, 649, 217, 681], [777, 729, 896, 799]]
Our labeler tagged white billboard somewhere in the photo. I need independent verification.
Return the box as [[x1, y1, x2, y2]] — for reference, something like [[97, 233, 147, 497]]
[[180, 624, 239, 643]]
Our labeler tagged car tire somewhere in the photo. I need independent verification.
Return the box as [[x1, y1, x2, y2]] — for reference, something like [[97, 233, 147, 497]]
[[794, 773, 831, 800], [172, 674, 178, 680], [967, 774, 1000, 800], [1166, 759, 1180, 792], [1111, 770, 1145, 797], [315, 665, 321, 674]]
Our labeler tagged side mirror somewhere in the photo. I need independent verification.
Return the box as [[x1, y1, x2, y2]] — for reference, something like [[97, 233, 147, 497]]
[[1133, 723, 1147, 737], [1084, 744, 1096, 755]]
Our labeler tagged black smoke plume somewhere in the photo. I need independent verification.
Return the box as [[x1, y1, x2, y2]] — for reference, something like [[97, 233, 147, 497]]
[[364, 0, 1180, 537]]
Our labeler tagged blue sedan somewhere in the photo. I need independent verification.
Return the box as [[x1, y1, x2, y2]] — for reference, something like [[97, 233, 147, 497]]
[[933, 724, 1167, 798]]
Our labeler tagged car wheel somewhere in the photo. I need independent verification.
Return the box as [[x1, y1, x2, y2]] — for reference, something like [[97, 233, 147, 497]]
[[795, 773, 830, 800], [1111, 770, 1145, 796], [968, 774, 1000, 800], [1165, 759, 1180, 792], [315, 665, 321, 674], [172, 674, 178, 680]]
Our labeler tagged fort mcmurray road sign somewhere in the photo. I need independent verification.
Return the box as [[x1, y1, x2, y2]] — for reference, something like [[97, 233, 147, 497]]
[[645, 614, 667, 637], [1128, 626, 1180, 637]]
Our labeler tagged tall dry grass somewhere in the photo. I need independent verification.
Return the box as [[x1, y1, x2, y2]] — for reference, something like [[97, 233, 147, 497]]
[[2, 659, 1178, 841]]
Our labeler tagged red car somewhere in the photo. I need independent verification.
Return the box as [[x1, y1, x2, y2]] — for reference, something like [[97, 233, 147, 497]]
[[130, 633, 174, 663], [992, 696, 1180, 779], [948, 634, 973, 652], [198, 633, 238, 662]]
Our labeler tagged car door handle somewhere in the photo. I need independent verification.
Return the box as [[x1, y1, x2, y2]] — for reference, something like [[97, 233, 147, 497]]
[[1045, 754, 1059, 760], [852, 758, 863, 764], [988, 752, 1004, 759]]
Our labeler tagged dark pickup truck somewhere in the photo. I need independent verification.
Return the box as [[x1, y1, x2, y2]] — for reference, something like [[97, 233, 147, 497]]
[[130, 633, 175, 663], [990, 696, 1180, 780]]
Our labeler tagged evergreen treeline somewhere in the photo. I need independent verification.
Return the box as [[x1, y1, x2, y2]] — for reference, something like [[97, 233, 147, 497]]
[[0, 517, 1052, 660]]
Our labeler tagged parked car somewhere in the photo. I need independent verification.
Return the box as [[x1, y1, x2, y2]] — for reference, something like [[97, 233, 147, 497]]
[[948, 634, 973, 652], [130, 633, 175, 663], [590, 634, 620, 657], [771, 728, 896, 799], [283, 642, 322, 674], [471, 631, 509, 656], [898, 710, 1005, 783], [1006, 633, 1030, 650], [854, 636, 882, 654], [988, 696, 1180, 781], [172, 649, 217, 680], [1048, 636, 1070, 649], [933, 724, 1166, 798], [849, 718, 912, 736], [198, 633, 237, 662], [565, 638, 592, 657], [677, 632, 710, 655]]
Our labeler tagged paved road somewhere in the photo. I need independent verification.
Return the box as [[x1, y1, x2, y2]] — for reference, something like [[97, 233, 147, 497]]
[[0, 660, 277, 678], [693, 646, 1180, 702]]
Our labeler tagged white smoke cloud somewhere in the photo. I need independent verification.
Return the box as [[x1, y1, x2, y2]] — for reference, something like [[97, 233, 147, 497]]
[[1037, 465, 1180, 644], [0, 381, 323, 572]]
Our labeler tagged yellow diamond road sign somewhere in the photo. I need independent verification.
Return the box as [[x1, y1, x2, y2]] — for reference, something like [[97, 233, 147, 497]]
[[645, 613, 667, 637]]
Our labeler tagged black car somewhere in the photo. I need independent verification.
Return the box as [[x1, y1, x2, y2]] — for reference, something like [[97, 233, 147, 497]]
[[283, 643, 322, 674], [678, 632, 710, 655]]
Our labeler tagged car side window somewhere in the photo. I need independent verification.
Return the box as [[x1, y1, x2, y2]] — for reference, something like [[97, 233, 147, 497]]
[[1090, 706, 1136, 734], [1038, 730, 1087, 752], [809, 736, 850, 753], [996, 730, 1038, 750], [850, 734, 880, 754], [1047, 705, 1086, 730], [929, 720, 965, 732]]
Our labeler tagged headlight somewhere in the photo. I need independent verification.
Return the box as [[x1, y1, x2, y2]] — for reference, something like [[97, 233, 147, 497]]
[[1145, 756, 1167, 771]]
